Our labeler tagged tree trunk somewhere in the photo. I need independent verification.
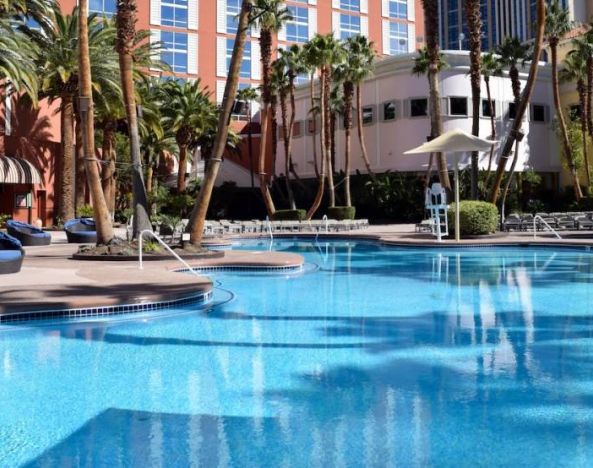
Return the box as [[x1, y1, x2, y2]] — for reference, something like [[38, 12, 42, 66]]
[[310, 75, 319, 178], [116, 0, 152, 237], [578, 79, 591, 188], [325, 67, 335, 208], [59, 93, 75, 222], [550, 39, 582, 200], [279, 89, 296, 209], [101, 122, 116, 217], [356, 85, 374, 178], [422, 0, 450, 190], [484, 76, 496, 182], [247, 105, 254, 188], [465, 0, 482, 199], [586, 56, 592, 138], [75, 112, 86, 211], [78, 0, 114, 244], [188, 0, 251, 245], [501, 140, 520, 220], [343, 80, 354, 207], [177, 144, 188, 192], [307, 70, 327, 220], [489, 0, 546, 203]]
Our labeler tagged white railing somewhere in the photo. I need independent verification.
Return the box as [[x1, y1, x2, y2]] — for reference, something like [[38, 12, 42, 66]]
[[322, 214, 329, 233], [533, 215, 562, 240], [138, 230, 202, 279]]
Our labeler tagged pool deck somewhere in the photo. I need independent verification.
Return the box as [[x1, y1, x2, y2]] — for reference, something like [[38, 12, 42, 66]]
[[2, 224, 592, 318]]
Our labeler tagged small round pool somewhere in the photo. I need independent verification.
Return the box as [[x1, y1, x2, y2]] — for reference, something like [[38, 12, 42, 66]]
[[1, 239, 593, 466]]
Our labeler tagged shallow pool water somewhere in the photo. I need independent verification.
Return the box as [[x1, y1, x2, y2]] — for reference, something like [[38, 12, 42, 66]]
[[2, 239, 593, 467]]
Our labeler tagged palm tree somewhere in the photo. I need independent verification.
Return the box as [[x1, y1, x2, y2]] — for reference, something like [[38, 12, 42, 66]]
[[412, 47, 447, 185], [302, 40, 320, 179], [187, 0, 252, 246], [0, 20, 38, 105], [561, 51, 590, 187], [489, 0, 546, 203], [345, 35, 375, 178], [162, 79, 217, 192], [421, 0, 451, 190], [78, 0, 114, 244], [236, 86, 259, 187], [546, 0, 582, 200], [496, 37, 531, 103], [481, 51, 499, 181], [334, 59, 355, 208], [465, 0, 482, 199], [571, 28, 593, 146], [249, 0, 291, 217], [115, 0, 153, 235]]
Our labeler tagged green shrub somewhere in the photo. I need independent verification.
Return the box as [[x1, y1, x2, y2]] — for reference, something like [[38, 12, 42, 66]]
[[273, 209, 306, 221], [327, 206, 356, 220], [448, 201, 498, 236], [76, 204, 94, 218], [0, 214, 10, 228]]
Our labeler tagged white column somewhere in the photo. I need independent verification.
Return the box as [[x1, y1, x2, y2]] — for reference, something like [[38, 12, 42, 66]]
[[188, 0, 198, 30], [187, 33, 198, 74], [309, 8, 317, 38], [216, 36, 227, 77], [251, 41, 261, 80], [150, 0, 161, 26], [216, 0, 226, 34], [382, 19, 390, 55]]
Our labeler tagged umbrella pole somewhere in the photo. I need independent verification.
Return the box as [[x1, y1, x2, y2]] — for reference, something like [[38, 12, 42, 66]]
[[455, 156, 460, 242]]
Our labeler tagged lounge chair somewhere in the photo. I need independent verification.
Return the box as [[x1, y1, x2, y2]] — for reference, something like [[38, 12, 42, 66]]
[[0, 232, 24, 274], [502, 214, 521, 232], [64, 218, 97, 243], [6, 220, 51, 246], [575, 215, 593, 230]]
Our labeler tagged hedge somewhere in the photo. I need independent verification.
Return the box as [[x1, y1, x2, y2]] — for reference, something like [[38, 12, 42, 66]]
[[327, 206, 356, 220], [273, 209, 306, 221], [448, 201, 498, 236]]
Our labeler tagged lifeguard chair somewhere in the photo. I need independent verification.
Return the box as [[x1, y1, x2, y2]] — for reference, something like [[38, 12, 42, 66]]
[[425, 183, 449, 242]]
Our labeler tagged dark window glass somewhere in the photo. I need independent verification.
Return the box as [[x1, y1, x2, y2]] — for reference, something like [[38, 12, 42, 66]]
[[508, 102, 517, 119], [362, 106, 374, 124], [449, 97, 467, 116], [410, 98, 428, 117], [384, 101, 396, 121], [482, 99, 495, 117], [532, 104, 545, 122]]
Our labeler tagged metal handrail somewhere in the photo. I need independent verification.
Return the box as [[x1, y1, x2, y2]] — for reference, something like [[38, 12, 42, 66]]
[[533, 215, 562, 240], [138, 230, 202, 279], [322, 214, 329, 233]]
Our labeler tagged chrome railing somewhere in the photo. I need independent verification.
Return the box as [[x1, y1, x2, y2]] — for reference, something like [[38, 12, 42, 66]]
[[533, 215, 562, 240], [138, 230, 202, 279]]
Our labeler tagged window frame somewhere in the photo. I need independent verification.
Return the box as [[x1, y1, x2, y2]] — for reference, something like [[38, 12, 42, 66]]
[[161, 0, 189, 29], [161, 31, 189, 74], [448, 96, 468, 117], [382, 100, 398, 122], [409, 98, 429, 118], [481, 98, 496, 118]]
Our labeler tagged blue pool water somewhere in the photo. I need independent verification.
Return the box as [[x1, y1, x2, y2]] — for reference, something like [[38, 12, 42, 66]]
[[2, 239, 593, 467]]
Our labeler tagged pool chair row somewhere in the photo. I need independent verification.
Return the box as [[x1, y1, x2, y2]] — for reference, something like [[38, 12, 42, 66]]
[[226, 219, 370, 234], [502, 213, 593, 232]]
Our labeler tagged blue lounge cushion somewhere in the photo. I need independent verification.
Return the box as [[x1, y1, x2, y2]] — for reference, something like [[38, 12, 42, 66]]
[[0, 250, 22, 261], [0, 232, 22, 250], [65, 218, 96, 231], [6, 220, 50, 237]]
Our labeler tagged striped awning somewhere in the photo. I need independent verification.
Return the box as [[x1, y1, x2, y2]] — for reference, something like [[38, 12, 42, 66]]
[[0, 156, 43, 185]]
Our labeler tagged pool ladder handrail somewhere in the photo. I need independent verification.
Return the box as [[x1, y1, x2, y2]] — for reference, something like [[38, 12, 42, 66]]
[[138, 230, 202, 279], [265, 216, 273, 251], [532, 215, 562, 240]]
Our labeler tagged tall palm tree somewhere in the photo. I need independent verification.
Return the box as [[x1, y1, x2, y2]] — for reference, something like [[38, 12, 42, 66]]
[[546, 0, 582, 200], [78, 0, 114, 244], [481, 51, 499, 180], [421, 0, 451, 190], [0, 20, 38, 105], [115, 0, 153, 236], [489, 0, 546, 203], [236, 86, 259, 187], [302, 40, 320, 179], [496, 37, 531, 103], [187, 0, 252, 246], [412, 46, 447, 185], [346, 35, 375, 178], [162, 79, 217, 192], [465, 0, 482, 199], [571, 28, 593, 146], [250, 0, 292, 217], [561, 50, 590, 187]]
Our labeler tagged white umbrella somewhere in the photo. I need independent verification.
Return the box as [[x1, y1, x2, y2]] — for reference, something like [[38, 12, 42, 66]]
[[404, 129, 499, 242]]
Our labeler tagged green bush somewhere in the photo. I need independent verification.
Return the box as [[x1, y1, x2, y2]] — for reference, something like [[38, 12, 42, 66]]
[[0, 214, 10, 228], [448, 201, 498, 236], [273, 209, 306, 221], [327, 206, 356, 220], [76, 204, 94, 218]]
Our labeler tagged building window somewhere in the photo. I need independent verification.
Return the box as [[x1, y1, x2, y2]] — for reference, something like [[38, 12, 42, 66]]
[[388, 0, 407, 19], [340, 0, 360, 12], [410, 98, 428, 117], [532, 104, 546, 122], [227, 39, 251, 78], [307, 117, 319, 134], [449, 97, 468, 116], [482, 99, 495, 117], [383, 101, 397, 121], [340, 13, 360, 40], [362, 106, 374, 125], [161, 31, 188, 73], [286, 6, 308, 43], [227, 0, 241, 34], [508, 102, 517, 119], [90, 0, 116, 16], [161, 0, 188, 28], [388, 22, 408, 55], [293, 121, 303, 138]]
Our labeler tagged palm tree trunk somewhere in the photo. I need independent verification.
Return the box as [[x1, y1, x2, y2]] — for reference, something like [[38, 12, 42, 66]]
[[101, 122, 116, 217], [307, 70, 327, 219], [501, 140, 520, 219], [280, 90, 296, 210], [578, 79, 591, 188], [325, 67, 335, 208], [188, 0, 251, 245], [489, 0, 546, 203], [287, 77, 301, 190], [550, 39, 582, 200], [356, 85, 374, 178], [146, 164, 153, 194], [75, 112, 86, 211], [310, 75, 319, 178], [247, 105, 255, 188], [177, 144, 188, 192], [587, 56, 593, 139], [465, 0, 482, 200], [484, 76, 496, 182], [78, 0, 114, 244], [59, 93, 75, 222], [343, 81, 354, 207], [116, 0, 152, 236]]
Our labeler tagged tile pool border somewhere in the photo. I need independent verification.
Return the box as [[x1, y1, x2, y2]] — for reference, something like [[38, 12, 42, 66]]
[[0, 290, 213, 324]]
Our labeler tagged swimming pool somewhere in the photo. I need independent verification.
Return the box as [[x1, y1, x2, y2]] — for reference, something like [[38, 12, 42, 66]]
[[2, 239, 593, 466]]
